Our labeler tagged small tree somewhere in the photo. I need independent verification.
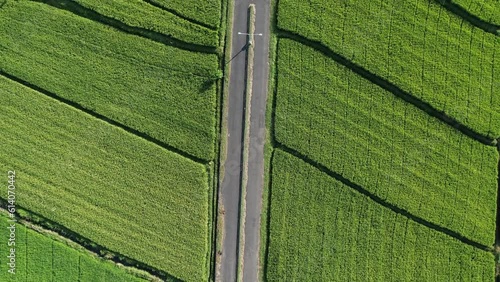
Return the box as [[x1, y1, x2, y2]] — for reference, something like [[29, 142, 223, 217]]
[[210, 69, 224, 81]]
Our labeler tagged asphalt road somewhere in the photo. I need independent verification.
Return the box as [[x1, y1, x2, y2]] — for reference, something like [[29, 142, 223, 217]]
[[218, 0, 248, 281], [242, 1, 271, 282], [219, 0, 271, 281]]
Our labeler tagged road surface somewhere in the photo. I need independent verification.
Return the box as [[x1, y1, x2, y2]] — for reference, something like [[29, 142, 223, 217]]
[[242, 1, 271, 282], [218, 0, 271, 281]]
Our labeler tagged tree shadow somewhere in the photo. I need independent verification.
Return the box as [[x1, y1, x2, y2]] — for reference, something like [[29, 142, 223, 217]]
[[200, 79, 216, 92]]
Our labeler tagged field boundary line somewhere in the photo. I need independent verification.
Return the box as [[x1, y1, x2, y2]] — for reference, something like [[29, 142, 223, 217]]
[[206, 163, 216, 282], [274, 144, 493, 252], [0, 71, 209, 165], [276, 32, 497, 146], [141, 0, 218, 31], [31, 0, 218, 54], [436, 0, 499, 35], [262, 149, 276, 282], [495, 139, 500, 278], [0, 205, 177, 282]]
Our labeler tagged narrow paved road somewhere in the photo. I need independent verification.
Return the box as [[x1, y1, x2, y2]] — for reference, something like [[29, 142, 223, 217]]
[[242, 1, 271, 281], [218, 0, 249, 281], [219, 0, 271, 281]]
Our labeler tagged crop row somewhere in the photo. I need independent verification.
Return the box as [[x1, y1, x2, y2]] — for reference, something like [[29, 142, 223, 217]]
[[452, 0, 500, 25], [274, 38, 498, 246], [0, 76, 210, 282], [266, 149, 495, 281], [147, 0, 222, 29], [68, 0, 219, 47], [277, 0, 500, 138], [0, 0, 219, 161], [0, 214, 144, 282]]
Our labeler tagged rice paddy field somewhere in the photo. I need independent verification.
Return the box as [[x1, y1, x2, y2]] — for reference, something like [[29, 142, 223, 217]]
[[0, 0, 225, 281], [146, 0, 222, 29], [0, 76, 210, 281], [277, 0, 500, 138], [275, 38, 498, 246], [1, 0, 498, 280], [264, 0, 500, 281], [65, 0, 219, 46], [0, 0, 219, 161], [266, 150, 495, 281], [451, 0, 500, 25], [0, 214, 146, 282]]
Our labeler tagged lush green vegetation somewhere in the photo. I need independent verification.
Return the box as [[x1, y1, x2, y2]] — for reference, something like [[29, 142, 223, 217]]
[[452, 0, 500, 25], [274, 39, 498, 246], [0, 0, 218, 161], [0, 76, 211, 281], [277, 0, 500, 138], [0, 214, 145, 282], [266, 150, 495, 282], [71, 0, 219, 46], [149, 0, 222, 29], [267, 0, 499, 280]]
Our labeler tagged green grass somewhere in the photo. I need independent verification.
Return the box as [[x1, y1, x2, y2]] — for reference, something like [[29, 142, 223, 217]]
[[277, 0, 500, 138], [148, 0, 222, 29], [266, 149, 495, 281], [0, 75, 210, 282], [274, 38, 498, 246], [0, 214, 145, 282], [0, 0, 218, 161], [452, 0, 500, 25], [70, 0, 219, 46]]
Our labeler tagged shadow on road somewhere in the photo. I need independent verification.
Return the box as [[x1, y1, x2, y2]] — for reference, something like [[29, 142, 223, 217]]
[[226, 43, 249, 65]]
